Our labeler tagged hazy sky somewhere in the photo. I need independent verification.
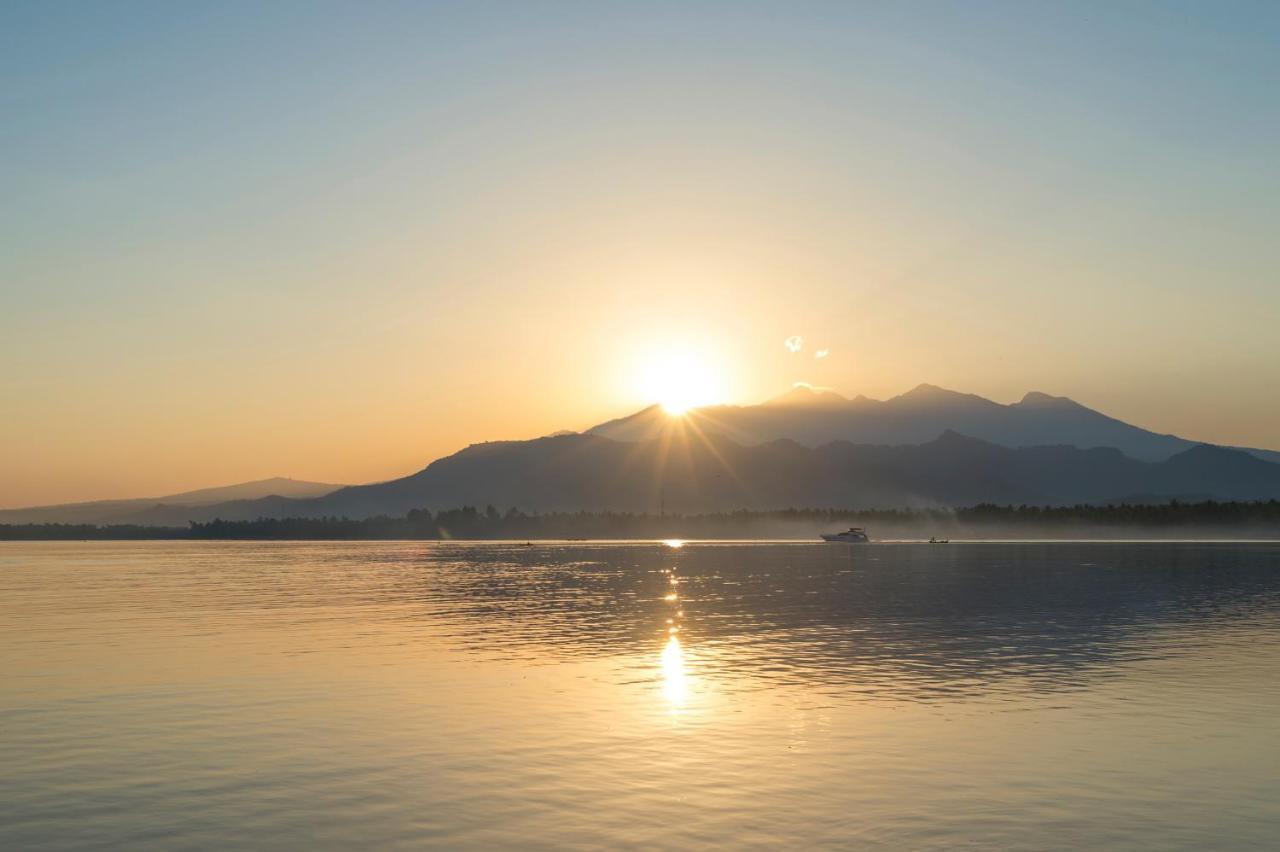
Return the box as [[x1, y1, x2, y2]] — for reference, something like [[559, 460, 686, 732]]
[[3, 1, 1279, 506]]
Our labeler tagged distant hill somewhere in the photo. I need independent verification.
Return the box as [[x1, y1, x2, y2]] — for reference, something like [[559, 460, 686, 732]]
[[588, 384, 1280, 464], [158, 428, 1280, 521], [0, 477, 343, 525]]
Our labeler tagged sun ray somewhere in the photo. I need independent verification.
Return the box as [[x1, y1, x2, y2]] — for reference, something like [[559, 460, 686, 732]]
[[676, 410, 753, 500]]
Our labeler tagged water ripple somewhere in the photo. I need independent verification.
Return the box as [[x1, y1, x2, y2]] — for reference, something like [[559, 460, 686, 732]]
[[2, 541, 1279, 849]]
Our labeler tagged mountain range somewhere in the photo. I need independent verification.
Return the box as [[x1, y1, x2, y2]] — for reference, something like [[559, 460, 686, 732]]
[[591, 384, 1280, 463], [5, 385, 1279, 524]]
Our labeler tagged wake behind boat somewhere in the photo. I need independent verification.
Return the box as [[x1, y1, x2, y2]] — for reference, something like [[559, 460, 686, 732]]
[[821, 527, 870, 543]]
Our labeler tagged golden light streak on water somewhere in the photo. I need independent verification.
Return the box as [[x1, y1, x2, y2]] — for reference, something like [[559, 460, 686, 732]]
[[660, 635, 688, 708]]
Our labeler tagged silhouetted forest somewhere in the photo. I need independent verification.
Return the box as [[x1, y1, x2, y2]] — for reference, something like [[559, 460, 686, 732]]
[[2, 500, 1279, 540]]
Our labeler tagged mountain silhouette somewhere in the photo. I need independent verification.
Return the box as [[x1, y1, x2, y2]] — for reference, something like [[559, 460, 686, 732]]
[[8, 385, 1280, 525], [121, 428, 1280, 523], [0, 477, 343, 525], [588, 384, 1280, 464]]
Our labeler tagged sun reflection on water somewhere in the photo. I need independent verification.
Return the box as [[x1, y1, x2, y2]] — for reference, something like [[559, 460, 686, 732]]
[[658, 557, 689, 709], [660, 635, 688, 707]]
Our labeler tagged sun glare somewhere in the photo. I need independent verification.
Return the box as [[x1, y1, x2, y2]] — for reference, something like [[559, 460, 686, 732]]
[[660, 635, 688, 707], [632, 343, 728, 416]]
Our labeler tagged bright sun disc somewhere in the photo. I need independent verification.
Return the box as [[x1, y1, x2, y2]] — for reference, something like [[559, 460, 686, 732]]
[[632, 343, 727, 415]]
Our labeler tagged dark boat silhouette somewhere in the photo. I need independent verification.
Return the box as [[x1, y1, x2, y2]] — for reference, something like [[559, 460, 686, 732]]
[[821, 527, 870, 543]]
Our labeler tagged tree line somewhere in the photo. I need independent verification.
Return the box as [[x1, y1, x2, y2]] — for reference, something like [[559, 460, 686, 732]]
[[2, 500, 1279, 540]]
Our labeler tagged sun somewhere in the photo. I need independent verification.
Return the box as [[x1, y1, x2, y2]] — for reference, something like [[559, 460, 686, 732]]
[[632, 342, 728, 415]]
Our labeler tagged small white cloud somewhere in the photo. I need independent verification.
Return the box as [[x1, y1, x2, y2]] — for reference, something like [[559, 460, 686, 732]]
[[784, 335, 803, 353], [815, 349, 829, 359]]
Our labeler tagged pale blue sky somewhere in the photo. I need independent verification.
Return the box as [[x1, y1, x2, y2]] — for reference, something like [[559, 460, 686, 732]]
[[3, 1, 1278, 505]]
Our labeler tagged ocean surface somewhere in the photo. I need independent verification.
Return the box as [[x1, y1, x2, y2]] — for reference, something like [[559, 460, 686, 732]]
[[2, 540, 1278, 850]]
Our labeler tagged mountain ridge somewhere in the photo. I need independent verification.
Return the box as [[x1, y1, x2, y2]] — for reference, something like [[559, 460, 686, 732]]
[[7, 384, 1279, 525], [75, 429, 1280, 524], [588, 383, 1280, 465]]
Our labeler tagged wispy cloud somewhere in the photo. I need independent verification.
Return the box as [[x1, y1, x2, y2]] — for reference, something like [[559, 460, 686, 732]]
[[784, 335, 803, 353], [815, 349, 829, 359]]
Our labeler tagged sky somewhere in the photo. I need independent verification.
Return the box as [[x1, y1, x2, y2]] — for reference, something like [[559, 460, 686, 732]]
[[3, 1, 1279, 506]]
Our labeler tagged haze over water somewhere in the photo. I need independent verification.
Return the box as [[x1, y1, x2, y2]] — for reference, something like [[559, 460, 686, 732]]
[[3, 541, 1278, 849]]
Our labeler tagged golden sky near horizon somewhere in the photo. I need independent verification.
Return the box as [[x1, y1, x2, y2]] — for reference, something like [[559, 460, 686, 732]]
[[3, 4, 1279, 507]]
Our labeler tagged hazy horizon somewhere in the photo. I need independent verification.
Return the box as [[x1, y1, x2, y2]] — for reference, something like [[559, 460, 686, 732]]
[[5, 2, 1279, 506]]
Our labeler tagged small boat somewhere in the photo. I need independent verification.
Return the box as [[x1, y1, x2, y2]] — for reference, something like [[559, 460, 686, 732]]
[[821, 527, 870, 543], [928, 537, 950, 544]]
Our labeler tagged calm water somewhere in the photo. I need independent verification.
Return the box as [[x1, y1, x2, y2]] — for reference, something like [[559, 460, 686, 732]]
[[2, 541, 1279, 850]]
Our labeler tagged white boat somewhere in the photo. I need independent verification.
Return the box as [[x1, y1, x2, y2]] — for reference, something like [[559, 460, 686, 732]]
[[821, 527, 870, 543]]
